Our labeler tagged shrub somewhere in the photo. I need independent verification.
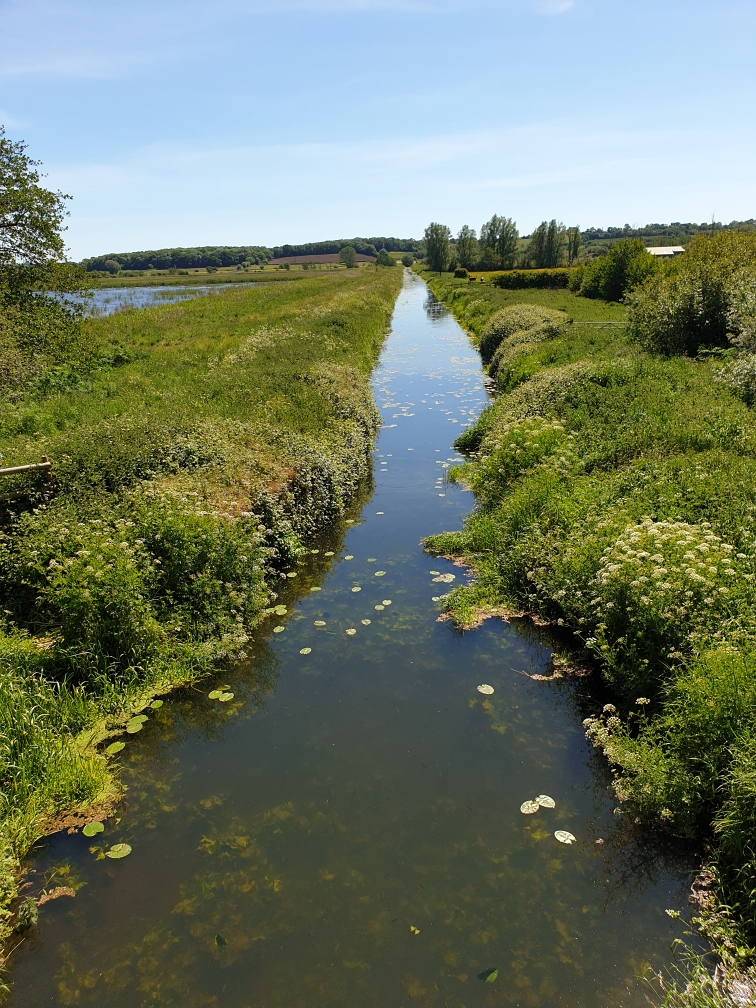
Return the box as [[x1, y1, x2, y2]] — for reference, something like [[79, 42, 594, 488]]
[[628, 270, 732, 356], [454, 267, 468, 278], [576, 239, 658, 301], [716, 354, 756, 405], [492, 269, 573, 290], [488, 321, 566, 382], [479, 304, 567, 363]]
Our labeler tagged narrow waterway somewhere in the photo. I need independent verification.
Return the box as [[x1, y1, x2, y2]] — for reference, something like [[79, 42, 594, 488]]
[[11, 271, 693, 1007]]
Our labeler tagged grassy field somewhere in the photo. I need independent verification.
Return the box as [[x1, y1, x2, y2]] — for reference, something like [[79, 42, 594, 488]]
[[0, 266, 402, 959], [417, 267, 756, 981], [89, 262, 376, 288]]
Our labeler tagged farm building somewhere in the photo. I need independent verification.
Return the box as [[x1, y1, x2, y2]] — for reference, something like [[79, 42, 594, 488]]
[[646, 246, 686, 258]]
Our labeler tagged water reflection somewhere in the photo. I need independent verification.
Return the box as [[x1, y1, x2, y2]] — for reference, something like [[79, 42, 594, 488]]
[[9, 272, 693, 1007], [75, 283, 264, 317]]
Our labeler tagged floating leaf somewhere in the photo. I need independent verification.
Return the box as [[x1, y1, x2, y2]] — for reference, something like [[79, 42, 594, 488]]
[[105, 742, 125, 755], [299, 648, 312, 655], [367, 558, 377, 562], [382, 600, 392, 606], [477, 684, 494, 695], [126, 721, 143, 733], [536, 795, 556, 808], [82, 822, 104, 837], [477, 968, 498, 983], [325, 551, 334, 556], [375, 571, 386, 577], [361, 619, 371, 625], [310, 587, 321, 592], [351, 587, 361, 593], [374, 605, 385, 611], [274, 605, 287, 615], [432, 573, 456, 583], [520, 800, 540, 814], [208, 690, 223, 699], [346, 629, 356, 636], [376, 511, 384, 514], [131, 714, 148, 723], [431, 596, 440, 602], [273, 626, 285, 633], [555, 830, 576, 844], [105, 843, 131, 859], [344, 555, 354, 560], [429, 571, 441, 575], [410, 925, 420, 935], [286, 572, 297, 578], [214, 933, 227, 947], [217, 692, 234, 702], [314, 620, 326, 626], [311, 549, 320, 554], [150, 700, 163, 709]]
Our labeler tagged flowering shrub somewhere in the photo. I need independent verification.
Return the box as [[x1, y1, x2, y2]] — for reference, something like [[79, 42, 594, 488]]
[[478, 304, 567, 363]]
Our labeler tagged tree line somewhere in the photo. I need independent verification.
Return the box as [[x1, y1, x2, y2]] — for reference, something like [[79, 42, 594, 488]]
[[423, 218, 581, 273]]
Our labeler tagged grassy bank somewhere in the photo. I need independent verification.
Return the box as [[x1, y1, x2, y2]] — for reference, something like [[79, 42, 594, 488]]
[[418, 268, 756, 977], [0, 267, 402, 961]]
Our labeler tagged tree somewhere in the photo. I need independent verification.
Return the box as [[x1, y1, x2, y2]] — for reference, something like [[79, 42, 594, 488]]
[[528, 219, 565, 268], [339, 246, 357, 268], [377, 248, 396, 266], [455, 225, 479, 270], [579, 238, 657, 301], [0, 126, 86, 395], [423, 223, 451, 272], [401, 253, 414, 267], [496, 217, 519, 269], [480, 215, 503, 252], [477, 247, 502, 271], [103, 259, 121, 274], [566, 226, 581, 265]]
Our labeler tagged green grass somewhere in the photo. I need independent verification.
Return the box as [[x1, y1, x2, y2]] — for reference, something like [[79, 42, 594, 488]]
[[0, 267, 402, 967], [420, 270, 756, 981]]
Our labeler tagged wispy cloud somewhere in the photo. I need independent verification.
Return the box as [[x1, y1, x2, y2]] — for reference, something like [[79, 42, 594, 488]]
[[536, 0, 574, 14]]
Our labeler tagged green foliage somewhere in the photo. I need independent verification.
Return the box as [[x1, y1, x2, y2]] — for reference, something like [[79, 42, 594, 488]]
[[575, 238, 658, 301], [480, 215, 519, 269], [476, 247, 501, 271], [479, 303, 567, 363], [455, 225, 478, 270], [422, 257, 756, 955], [493, 268, 573, 290], [423, 222, 452, 272], [376, 248, 396, 266], [627, 232, 756, 356], [401, 253, 414, 267], [527, 220, 565, 268], [339, 246, 357, 268]]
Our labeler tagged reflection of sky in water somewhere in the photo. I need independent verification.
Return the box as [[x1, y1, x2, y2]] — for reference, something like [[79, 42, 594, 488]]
[[72, 283, 263, 317], [9, 272, 695, 1008]]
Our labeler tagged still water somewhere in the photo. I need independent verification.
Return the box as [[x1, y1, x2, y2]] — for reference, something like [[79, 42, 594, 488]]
[[78, 283, 263, 317], [11, 271, 693, 1006]]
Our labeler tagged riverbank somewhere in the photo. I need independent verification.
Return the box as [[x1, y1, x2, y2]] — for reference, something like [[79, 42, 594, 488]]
[[419, 268, 756, 983], [0, 267, 402, 961], [85, 271, 305, 289]]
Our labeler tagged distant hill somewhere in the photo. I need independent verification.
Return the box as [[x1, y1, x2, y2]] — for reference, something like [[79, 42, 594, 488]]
[[81, 237, 421, 273], [578, 219, 756, 253]]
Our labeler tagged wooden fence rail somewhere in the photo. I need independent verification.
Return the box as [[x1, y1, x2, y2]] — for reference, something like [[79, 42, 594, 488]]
[[0, 457, 52, 503]]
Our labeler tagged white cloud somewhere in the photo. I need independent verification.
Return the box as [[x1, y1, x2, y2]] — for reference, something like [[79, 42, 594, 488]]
[[536, 0, 574, 13]]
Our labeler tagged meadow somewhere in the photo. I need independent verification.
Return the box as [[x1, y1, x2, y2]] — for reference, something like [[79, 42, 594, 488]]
[[0, 267, 402, 959], [418, 263, 756, 989]]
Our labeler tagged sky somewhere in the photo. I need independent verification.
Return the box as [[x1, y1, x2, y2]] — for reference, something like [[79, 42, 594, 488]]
[[1, 0, 755, 260]]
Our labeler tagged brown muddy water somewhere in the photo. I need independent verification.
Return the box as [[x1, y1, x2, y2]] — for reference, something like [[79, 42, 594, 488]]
[[10, 271, 696, 1007]]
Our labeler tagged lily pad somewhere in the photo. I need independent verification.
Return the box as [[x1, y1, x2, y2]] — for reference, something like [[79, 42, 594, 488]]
[[217, 692, 234, 702], [273, 626, 285, 633], [375, 571, 386, 577], [346, 628, 356, 636], [367, 558, 377, 562], [477, 968, 498, 983], [314, 620, 326, 626], [286, 572, 297, 578], [214, 933, 227, 947], [150, 700, 163, 709], [351, 587, 361, 593], [126, 721, 143, 733], [105, 843, 131, 859], [555, 830, 576, 844], [382, 600, 392, 606], [431, 596, 440, 602], [208, 690, 223, 699], [310, 549, 320, 554], [432, 573, 456, 583], [274, 605, 287, 615], [374, 605, 385, 611], [131, 714, 148, 723], [300, 647, 312, 655], [520, 800, 540, 814], [477, 684, 494, 695], [82, 822, 104, 837], [310, 586, 321, 592], [325, 551, 335, 556], [361, 619, 371, 625], [536, 795, 556, 808], [429, 571, 441, 575], [105, 742, 125, 755]]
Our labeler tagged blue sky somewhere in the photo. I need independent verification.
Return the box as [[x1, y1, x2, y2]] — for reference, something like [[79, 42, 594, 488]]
[[1, 0, 754, 259]]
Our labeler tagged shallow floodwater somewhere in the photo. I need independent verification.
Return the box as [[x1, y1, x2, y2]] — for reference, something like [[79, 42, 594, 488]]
[[78, 282, 263, 317], [10, 271, 694, 1007]]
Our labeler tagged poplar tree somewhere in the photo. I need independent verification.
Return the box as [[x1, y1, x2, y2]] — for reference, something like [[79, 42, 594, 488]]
[[495, 217, 519, 269], [567, 226, 581, 265], [424, 223, 451, 273], [455, 225, 479, 270]]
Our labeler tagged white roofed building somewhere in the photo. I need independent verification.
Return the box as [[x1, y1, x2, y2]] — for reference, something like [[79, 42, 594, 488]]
[[646, 246, 686, 258]]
